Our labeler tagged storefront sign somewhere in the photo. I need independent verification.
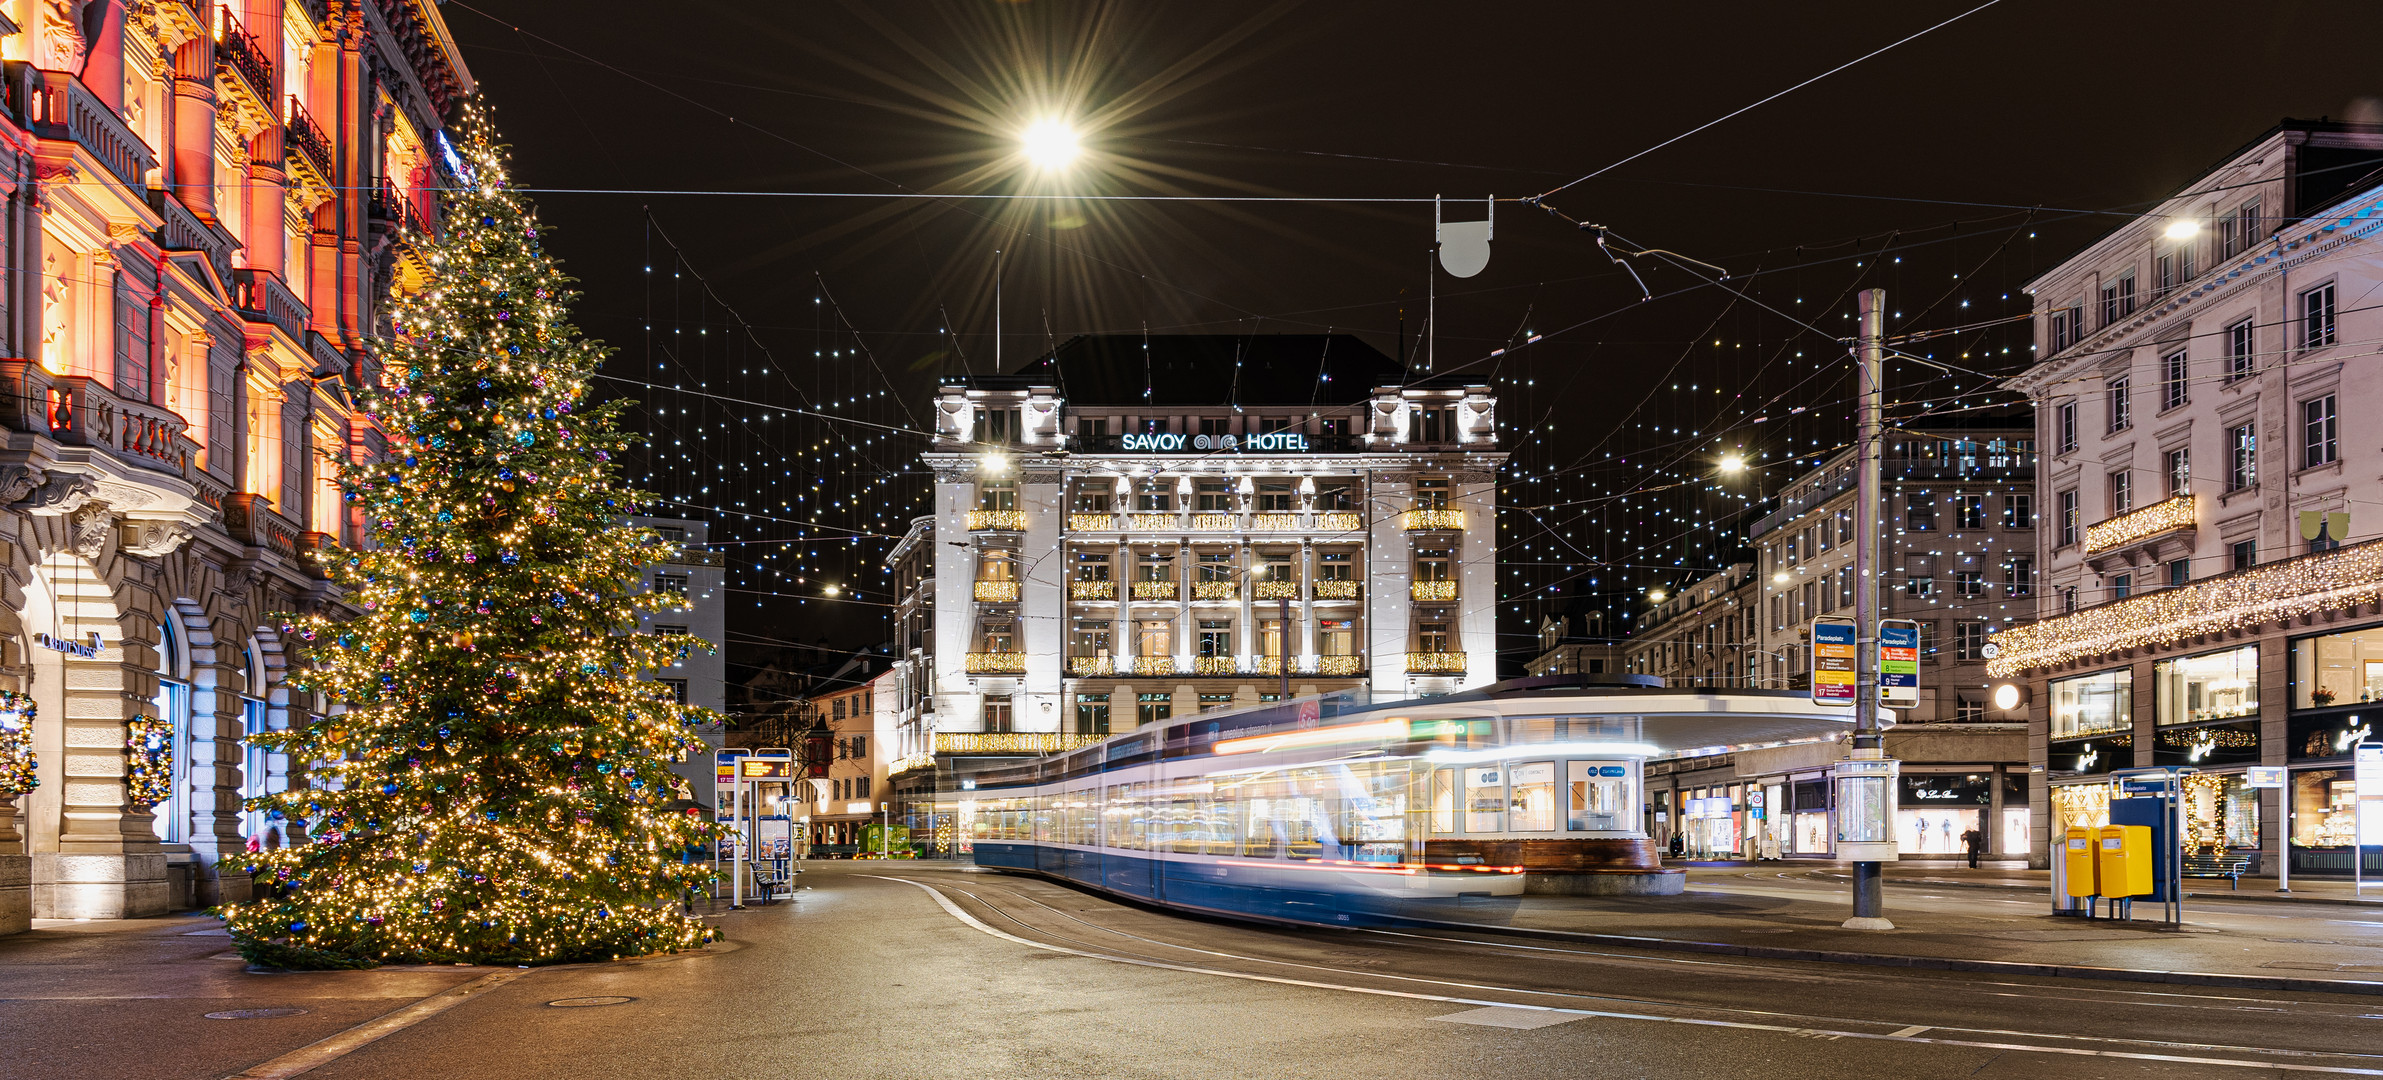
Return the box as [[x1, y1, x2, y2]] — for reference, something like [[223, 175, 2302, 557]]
[[1117, 432, 1314, 453], [2244, 766, 2286, 788], [1900, 774, 1991, 805], [1811, 617, 1856, 706], [1878, 620, 1920, 709], [32, 632, 101, 659], [2289, 712, 2374, 762]]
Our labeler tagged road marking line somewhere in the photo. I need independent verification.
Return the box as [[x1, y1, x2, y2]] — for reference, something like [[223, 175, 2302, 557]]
[[872, 875, 2383, 1075], [220, 969, 528, 1079], [1888, 1025, 1931, 1038], [1432, 1006, 1585, 1029]]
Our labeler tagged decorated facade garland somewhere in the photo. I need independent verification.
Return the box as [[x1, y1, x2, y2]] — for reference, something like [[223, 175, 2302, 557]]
[[0, 690, 34, 795], [125, 716, 174, 806]]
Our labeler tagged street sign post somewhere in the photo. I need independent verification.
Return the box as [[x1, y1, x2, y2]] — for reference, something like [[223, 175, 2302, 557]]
[[1811, 617, 1857, 707], [1878, 619, 1920, 710], [2246, 766, 2289, 892], [2358, 743, 2382, 895]]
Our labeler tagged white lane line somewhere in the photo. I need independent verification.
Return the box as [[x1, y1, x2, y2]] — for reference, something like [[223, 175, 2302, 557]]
[[872, 875, 2383, 1076], [220, 969, 528, 1079], [1888, 1025, 1931, 1038], [1432, 1006, 1586, 1030]]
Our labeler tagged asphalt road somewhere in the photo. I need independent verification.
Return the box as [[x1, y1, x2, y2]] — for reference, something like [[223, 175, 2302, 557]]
[[15, 862, 2383, 1079]]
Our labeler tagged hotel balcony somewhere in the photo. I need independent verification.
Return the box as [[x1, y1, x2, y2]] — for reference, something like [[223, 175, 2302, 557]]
[[1192, 581, 1239, 601], [1405, 652, 1467, 675], [213, 9, 278, 135], [1312, 579, 1361, 601], [1191, 513, 1238, 531], [1067, 655, 1114, 677], [1192, 655, 1238, 676], [283, 95, 334, 192], [1987, 536, 2383, 678], [1130, 656, 1181, 677], [972, 579, 1020, 603], [2083, 494, 2196, 557], [1254, 580, 1300, 601], [1317, 654, 1365, 676], [966, 509, 1028, 531], [1069, 580, 1116, 601], [963, 652, 1028, 675], [1128, 512, 1178, 530], [1249, 513, 1300, 531], [1315, 512, 1364, 532], [1130, 580, 1178, 601], [935, 732, 1107, 756], [1254, 655, 1287, 676], [1068, 512, 1122, 532], [1400, 508, 1464, 531], [1411, 580, 1457, 602], [7, 66, 157, 194]]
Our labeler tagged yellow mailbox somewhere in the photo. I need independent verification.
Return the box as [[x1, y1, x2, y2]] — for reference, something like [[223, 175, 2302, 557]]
[[2061, 827, 2099, 898], [2095, 825, 2152, 898]]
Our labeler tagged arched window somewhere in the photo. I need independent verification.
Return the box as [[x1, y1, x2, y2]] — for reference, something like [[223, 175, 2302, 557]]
[[239, 641, 272, 840], [150, 618, 189, 842]]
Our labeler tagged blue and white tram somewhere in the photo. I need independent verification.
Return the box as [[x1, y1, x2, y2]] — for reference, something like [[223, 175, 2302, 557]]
[[954, 677, 1854, 925]]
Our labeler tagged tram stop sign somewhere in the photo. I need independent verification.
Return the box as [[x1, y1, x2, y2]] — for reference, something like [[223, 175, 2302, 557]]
[[1811, 617, 1857, 707], [1878, 619, 1920, 710]]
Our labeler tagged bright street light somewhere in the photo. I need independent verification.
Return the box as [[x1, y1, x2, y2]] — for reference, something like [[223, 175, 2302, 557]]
[[1020, 118, 1080, 172], [1718, 454, 1745, 474], [1648, 589, 1667, 603], [2164, 219, 2200, 240]]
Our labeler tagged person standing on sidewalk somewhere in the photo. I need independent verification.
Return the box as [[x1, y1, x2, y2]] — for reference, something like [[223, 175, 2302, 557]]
[[1960, 824, 1984, 869]]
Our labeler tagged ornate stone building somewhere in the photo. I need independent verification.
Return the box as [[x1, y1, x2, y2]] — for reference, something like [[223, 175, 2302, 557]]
[[0, 0, 468, 931]]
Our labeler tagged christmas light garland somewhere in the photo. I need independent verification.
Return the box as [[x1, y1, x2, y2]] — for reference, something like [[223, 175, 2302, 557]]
[[0, 691, 35, 795], [125, 717, 174, 805]]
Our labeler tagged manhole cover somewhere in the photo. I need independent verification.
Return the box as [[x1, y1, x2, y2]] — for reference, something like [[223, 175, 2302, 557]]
[[205, 1008, 308, 1020], [546, 996, 636, 1008]]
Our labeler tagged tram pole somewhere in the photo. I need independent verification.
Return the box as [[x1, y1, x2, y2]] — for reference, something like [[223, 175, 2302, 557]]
[[1846, 287, 1892, 930]]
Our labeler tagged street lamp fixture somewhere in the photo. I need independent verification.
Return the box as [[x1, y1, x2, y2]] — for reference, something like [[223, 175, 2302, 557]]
[[1648, 589, 1666, 604], [1020, 118, 1081, 172], [2163, 219, 2200, 241], [1718, 455, 1745, 474]]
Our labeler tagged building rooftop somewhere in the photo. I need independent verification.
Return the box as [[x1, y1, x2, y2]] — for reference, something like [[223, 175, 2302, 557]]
[[965, 333, 1412, 407]]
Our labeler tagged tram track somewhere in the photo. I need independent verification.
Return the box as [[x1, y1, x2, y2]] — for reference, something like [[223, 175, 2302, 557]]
[[871, 870, 2383, 1075]]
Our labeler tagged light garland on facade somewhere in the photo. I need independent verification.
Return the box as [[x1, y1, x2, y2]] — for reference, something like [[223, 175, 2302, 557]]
[[2083, 494, 2196, 555], [971, 580, 1020, 603], [1068, 580, 1115, 601], [1411, 580, 1458, 601], [0, 691, 35, 795], [1399, 509, 1463, 531], [1191, 581, 1237, 600], [934, 732, 1103, 755], [1405, 651, 1466, 674], [964, 509, 1027, 531], [963, 652, 1027, 674], [1312, 579, 1360, 600], [1987, 538, 2383, 677], [124, 716, 173, 806]]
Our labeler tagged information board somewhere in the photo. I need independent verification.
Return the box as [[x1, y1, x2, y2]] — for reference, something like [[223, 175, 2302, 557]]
[[2358, 743, 2383, 849], [1811, 617, 1857, 707], [1878, 619, 1920, 709]]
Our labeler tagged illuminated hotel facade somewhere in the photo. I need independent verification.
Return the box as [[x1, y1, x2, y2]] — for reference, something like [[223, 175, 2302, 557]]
[[0, 0, 468, 929], [884, 335, 1502, 814], [1998, 120, 2383, 875]]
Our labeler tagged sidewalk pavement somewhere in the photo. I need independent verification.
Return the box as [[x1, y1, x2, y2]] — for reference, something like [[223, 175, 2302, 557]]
[[1665, 858, 2383, 906], [1400, 865, 2383, 996]]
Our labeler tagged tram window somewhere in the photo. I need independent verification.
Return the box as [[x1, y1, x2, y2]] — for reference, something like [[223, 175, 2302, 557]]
[[1430, 768, 1457, 834], [1465, 767, 1506, 832], [1510, 761, 1557, 832], [1569, 761, 1631, 832]]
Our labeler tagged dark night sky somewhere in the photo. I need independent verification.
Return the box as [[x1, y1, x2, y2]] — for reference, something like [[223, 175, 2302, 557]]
[[436, 0, 2381, 673]]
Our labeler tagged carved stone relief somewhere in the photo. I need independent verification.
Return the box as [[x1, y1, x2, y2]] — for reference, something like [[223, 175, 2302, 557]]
[[16, 474, 96, 516]]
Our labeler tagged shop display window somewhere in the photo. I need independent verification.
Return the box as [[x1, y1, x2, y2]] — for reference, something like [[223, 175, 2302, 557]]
[[2156, 645, 2258, 725], [2050, 669, 2132, 738], [2182, 772, 2259, 852], [2051, 783, 2110, 836], [2154, 718, 2259, 767], [2293, 626, 2383, 708], [2291, 768, 2357, 849], [2287, 712, 2375, 762], [1998, 773, 2031, 854]]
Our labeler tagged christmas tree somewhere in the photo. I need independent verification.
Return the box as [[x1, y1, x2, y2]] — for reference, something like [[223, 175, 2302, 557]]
[[222, 102, 718, 969]]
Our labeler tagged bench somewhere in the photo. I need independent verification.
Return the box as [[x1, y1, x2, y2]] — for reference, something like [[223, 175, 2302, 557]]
[[2182, 851, 2250, 888]]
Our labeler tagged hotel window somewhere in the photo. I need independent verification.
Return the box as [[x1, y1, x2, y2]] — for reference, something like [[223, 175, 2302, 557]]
[[2107, 376, 2131, 432], [2049, 301, 2084, 352], [1317, 416, 1348, 437], [2049, 669, 2132, 738], [1137, 693, 1172, 727], [1257, 553, 1294, 583], [2155, 645, 2257, 726], [1074, 694, 1110, 736], [1197, 551, 1234, 583], [1134, 481, 1172, 512], [1197, 620, 1232, 658], [980, 621, 1017, 653], [1135, 550, 1174, 582], [2005, 557, 2032, 596], [1070, 620, 1112, 661], [1417, 621, 1452, 653], [2057, 490, 2079, 546], [2302, 394, 2337, 469], [1260, 416, 1291, 433], [1314, 480, 1354, 511], [1195, 481, 1231, 512], [1136, 619, 1173, 658], [2110, 573, 2131, 600], [1258, 618, 1286, 659], [1906, 491, 1935, 531], [1415, 476, 1450, 509], [2166, 558, 2189, 587], [977, 408, 1019, 443], [1411, 406, 1455, 444], [1318, 551, 1354, 581], [2302, 281, 2337, 350], [1072, 486, 1112, 512], [1954, 622, 1986, 660], [2161, 349, 2188, 410], [2163, 448, 2189, 499], [1136, 417, 1171, 435], [2003, 493, 2031, 529], [1200, 417, 1231, 438], [2099, 270, 2137, 327], [977, 550, 1016, 583], [1955, 494, 1983, 530], [2108, 470, 2131, 514], [2226, 317, 2255, 381], [1074, 551, 1112, 582], [984, 695, 1014, 733], [2227, 423, 2256, 491], [1954, 569, 1983, 596], [1256, 482, 1294, 511], [2220, 199, 2260, 258], [1319, 619, 1356, 656], [2157, 243, 2194, 295], [1199, 693, 1234, 713], [2290, 626, 2383, 709], [1415, 548, 1451, 582], [1076, 416, 1108, 440], [2231, 538, 2256, 570], [979, 478, 1018, 511], [114, 276, 151, 402], [2055, 401, 2078, 453]]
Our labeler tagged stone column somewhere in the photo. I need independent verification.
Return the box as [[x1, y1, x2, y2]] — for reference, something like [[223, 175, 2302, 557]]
[[34, 550, 169, 919], [169, 37, 217, 220], [1299, 540, 1316, 668], [1988, 763, 2006, 859], [181, 614, 250, 905], [0, 787, 28, 934]]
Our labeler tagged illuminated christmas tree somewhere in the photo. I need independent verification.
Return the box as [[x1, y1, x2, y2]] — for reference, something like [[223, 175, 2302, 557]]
[[222, 102, 717, 968]]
